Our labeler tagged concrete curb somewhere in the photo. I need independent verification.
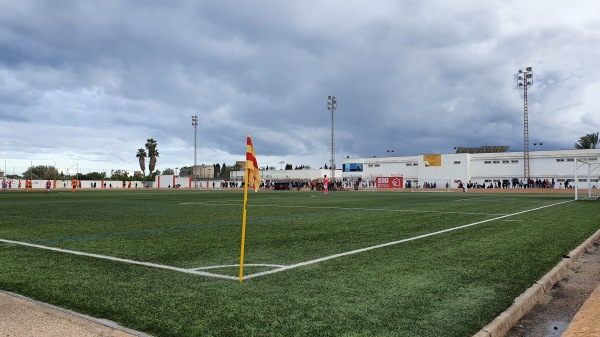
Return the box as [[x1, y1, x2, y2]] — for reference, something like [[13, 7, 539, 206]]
[[473, 228, 600, 337]]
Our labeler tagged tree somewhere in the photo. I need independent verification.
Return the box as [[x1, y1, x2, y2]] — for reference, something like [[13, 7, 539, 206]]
[[136, 148, 147, 176], [574, 132, 599, 149], [179, 166, 193, 177], [214, 164, 221, 179], [145, 138, 160, 174], [110, 169, 130, 181], [22, 165, 58, 180], [162, 168, 174, 175], [218, 164, 229, 180], [81, 172, 107, 180]]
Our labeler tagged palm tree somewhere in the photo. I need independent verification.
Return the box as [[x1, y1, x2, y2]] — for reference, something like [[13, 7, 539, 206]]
[[136, 148, 147, 176], [145, 138, 159, 174], [574, 132, 599, 149]]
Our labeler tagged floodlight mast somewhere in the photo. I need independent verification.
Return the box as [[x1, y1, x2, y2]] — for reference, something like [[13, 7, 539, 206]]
[[191, 115, 198, 182], [327, 96, 337, 180], [516, 67, 533, 181]]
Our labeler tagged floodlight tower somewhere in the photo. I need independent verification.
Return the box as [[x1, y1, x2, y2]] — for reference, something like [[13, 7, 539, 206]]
[[517, 67, 533, 181], [191, 115, 198, 180], [327, 96, 337, 180]]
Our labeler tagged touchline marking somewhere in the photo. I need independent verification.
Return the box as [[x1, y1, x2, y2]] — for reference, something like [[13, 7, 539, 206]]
[[455, 198, 486, 202], [0, 239, 237, 281], [183, 202, 507, 216], [242, 200, 572, 280]]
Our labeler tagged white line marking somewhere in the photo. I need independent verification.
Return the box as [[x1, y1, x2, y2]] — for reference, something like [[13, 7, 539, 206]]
[[183, 202, 506, 216], [0, 239, 237, 281], [455, 198, 486, 202], [242, 200, 572, 280], [192, 264, 286, 270]]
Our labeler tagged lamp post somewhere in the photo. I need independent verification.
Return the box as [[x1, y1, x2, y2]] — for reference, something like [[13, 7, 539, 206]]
[[387, 150, 395, 155], [517, 67, 533, 181], [327, 96, 337, 180], [279, 161, 285, 170], [191, 115, 198, 185]]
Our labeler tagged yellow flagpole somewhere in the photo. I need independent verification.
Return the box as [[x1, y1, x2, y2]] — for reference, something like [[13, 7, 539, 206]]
[[239, 166, 251, 282]]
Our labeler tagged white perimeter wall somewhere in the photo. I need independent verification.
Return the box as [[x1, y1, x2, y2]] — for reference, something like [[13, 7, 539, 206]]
[[230, 168, 339, 181]]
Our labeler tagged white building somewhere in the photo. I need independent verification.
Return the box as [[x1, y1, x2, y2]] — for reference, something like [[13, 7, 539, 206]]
[[340, 148, 600, 189], [230, 168, 341, 182]]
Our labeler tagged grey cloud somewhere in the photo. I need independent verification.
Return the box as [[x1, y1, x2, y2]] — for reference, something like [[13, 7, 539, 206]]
[[1, 0, 600, 173]]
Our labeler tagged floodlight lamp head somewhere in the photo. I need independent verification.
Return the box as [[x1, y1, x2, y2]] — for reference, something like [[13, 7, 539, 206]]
[[518, 70, 523, 73], [518, 83, 523, 86], [526, 74, 532, 78], [526, 67, 532, 71], [328, 96, 332, 99], [518, 76, 523, 80]]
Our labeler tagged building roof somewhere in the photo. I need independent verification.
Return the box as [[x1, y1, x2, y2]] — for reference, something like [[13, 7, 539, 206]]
[[454, 146, 509, 154]]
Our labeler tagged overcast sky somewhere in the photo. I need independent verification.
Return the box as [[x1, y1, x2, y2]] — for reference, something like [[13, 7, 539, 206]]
[[1, 1, 600, 175]]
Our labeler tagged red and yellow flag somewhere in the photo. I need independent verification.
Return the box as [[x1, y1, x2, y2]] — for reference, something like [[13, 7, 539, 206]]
[[246, 136, 261, 192]]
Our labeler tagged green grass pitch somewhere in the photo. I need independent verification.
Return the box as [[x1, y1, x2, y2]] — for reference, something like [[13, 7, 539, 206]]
[[0, 189, 598, 336]]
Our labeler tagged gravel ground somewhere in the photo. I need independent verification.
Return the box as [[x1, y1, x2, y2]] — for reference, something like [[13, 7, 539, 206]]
[[505, 241, 600, 337], [0, 291, 146, 337]]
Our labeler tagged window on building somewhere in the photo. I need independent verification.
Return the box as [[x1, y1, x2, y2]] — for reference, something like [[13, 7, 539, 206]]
[[556, 159, 565, 162], [502, 160, 509, 164], [566, 158, 574, 162], [484, 161, 491, 164], [492, 160, 500, 164], [454, 161, 461, 164], [343, 163, 364, 172], [511, 160, 519, 163]]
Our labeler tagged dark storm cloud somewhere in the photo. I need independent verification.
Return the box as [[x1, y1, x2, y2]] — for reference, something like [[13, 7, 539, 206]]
[[1, 0, 600, 173]]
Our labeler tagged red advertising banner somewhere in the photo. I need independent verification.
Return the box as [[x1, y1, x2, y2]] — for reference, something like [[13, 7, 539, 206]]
[[376, 176, 404, 188]]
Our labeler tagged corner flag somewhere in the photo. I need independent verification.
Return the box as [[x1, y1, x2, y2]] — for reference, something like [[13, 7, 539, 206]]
[[239, 135, 260, 282], [246, 136, 261, 192]]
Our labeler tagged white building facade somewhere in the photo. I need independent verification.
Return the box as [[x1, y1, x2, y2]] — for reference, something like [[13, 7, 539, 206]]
[[341, 149, 600, 189]]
